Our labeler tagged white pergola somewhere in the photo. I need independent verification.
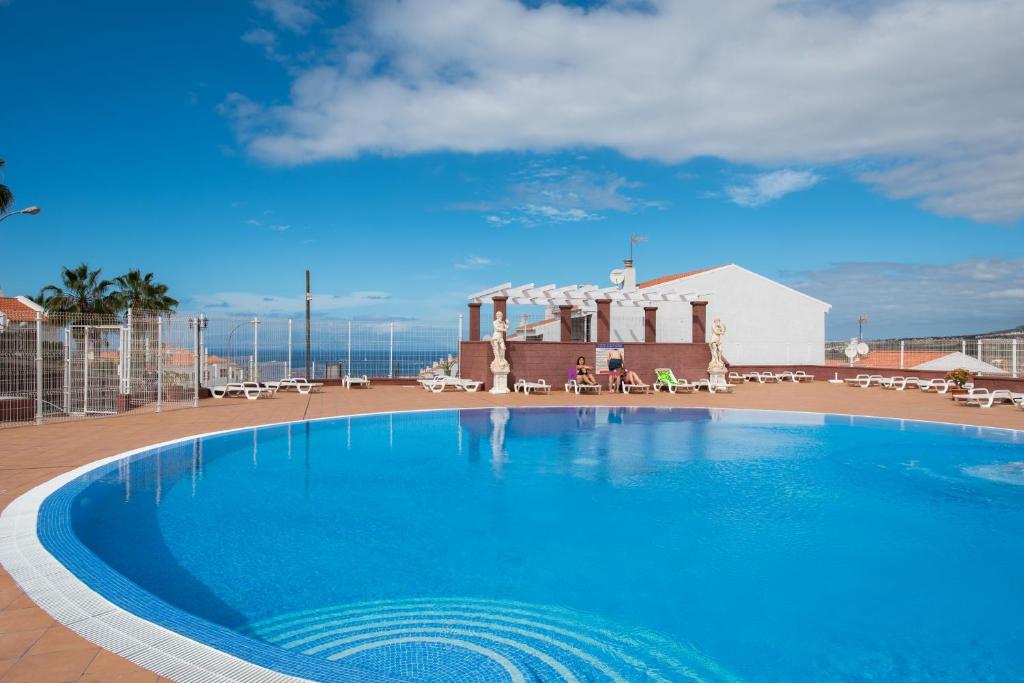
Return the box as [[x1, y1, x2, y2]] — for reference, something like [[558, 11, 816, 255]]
[[468, 282, 696, 309]]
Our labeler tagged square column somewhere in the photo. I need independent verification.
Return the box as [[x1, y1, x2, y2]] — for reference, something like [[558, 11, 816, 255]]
[[596, 298, 612, 343], [468, 302, 482, 342], [691, 301, 708, 343], [643, 306, 657, 343], [559, 305, 574, 342], [491, 295, 508, 333]]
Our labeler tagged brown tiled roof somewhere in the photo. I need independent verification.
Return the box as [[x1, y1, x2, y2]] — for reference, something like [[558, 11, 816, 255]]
[[0, 297, 41, 323], [518, 317, 557, 330], [637, 265, 726, 289]]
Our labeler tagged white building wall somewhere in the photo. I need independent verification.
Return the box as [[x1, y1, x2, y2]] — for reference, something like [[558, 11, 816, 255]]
[[656, 266, 828, 364], [601, 265, 828, 363]]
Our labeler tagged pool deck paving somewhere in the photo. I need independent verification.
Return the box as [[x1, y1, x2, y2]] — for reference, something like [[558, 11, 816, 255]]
[[0, 382, 1020, 682]]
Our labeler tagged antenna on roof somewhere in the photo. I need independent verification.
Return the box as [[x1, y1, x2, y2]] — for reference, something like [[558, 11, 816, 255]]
[[629, 233, 647, 261]]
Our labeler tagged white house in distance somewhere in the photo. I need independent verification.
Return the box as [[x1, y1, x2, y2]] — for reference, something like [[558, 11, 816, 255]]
[[480, 261, 830, 365]]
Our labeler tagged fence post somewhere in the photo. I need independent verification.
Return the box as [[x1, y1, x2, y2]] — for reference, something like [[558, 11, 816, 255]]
[[1013, 339, 1018, 378], [192, 316, 201, 408], [287, 319, 293, 379], [977, 339, 982, 361], [156, 316, 163, 413], [962, 339, 967, 355], [35, 311, 43, 425], [253, 317, 260, 382], [347, 320, 352, 378], [389, 322, 395, 378], [457, 314, 464, 378], [899, 340, 905, 370], [124, 308, 133, 395]]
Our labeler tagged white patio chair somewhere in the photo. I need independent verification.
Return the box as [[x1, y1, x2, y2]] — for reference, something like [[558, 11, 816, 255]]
[[342, 374, 370, 389]]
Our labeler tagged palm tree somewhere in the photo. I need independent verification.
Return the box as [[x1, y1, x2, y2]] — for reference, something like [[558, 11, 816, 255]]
[[114, 269, 178, 314], [40, 263, 119, 316], [0, 159, 13, 215]]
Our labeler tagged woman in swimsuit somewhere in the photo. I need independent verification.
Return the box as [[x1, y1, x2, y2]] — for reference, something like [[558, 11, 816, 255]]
[[575, 356, 597, 385]]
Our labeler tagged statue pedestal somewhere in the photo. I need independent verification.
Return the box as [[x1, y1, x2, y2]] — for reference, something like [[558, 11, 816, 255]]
[[708, 362, 727, 393], [489, 365, 511, 394]]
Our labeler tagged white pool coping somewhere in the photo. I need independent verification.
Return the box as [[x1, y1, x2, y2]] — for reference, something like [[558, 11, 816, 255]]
[[0, 405, 1020, 682]]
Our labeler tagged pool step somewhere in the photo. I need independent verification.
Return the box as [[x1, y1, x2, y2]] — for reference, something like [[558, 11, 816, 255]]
[[245, 598, 733, 683]]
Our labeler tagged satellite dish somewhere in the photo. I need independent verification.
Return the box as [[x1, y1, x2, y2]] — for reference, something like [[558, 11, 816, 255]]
[[856, 342, 870, 356], [844, 338, 859, 360], [609, 269, 626, 286]]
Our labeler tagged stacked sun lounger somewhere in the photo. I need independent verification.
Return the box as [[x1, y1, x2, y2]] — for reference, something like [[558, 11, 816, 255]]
[[210, 382, 274, 400]]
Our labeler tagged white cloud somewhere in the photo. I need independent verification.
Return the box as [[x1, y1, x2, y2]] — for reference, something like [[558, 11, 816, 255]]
[[724, 169, 822, 207], [226, 0, 1024, 224], [253, 0, 319, 33], [783, 259, 1024, 338], [455, 164, 654, 225], [454, 255, 493, 270]]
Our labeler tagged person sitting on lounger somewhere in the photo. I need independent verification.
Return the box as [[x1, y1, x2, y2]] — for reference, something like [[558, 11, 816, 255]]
[[620, 366, 643, 389], [575, 356, 598, 386], [607, 349, 623, 392]]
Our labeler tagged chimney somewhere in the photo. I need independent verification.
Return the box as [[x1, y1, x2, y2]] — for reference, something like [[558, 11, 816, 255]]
[[623, 259, 636, 290]]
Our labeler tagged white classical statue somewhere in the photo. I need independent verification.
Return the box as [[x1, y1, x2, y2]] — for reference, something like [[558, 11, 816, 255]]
[[489, 311, 512, 394], [708, 317, 727, 372], [490, 311, 510, 371]]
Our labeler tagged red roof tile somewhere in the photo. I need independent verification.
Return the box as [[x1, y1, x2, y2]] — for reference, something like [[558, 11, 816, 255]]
[[0, 297, 41, 323], [637, 265, 725, 289]]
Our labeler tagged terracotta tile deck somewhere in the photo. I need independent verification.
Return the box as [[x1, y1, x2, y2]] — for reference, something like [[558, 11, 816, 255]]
[[0, 383, 1020, 681]]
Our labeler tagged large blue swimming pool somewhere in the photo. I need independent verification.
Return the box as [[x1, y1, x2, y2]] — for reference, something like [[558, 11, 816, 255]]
[[40, 408, 1024, 681]]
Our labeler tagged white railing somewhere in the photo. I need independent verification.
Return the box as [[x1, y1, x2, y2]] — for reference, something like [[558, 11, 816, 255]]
[[0, 311, 463, 428]]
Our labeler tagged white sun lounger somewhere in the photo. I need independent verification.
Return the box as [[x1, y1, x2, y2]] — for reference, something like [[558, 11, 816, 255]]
[[918, 379, 951, 393], [775, 371, 797, 383], [514, 379, 551, 394], [846, 374, 883, 388], [957, 389, 1022, 408], [342, 374, 370, 389], [210, 382, 273, 400], [278, 378, 324, 394], [793, 371, 815, 382], [690, 379, 734, 394], [621, 379, 652, 394], [728, 371, 747, 384], [565, 379, 601, 395], [654, 368, 697, 394], [424, 377, 482, 393]]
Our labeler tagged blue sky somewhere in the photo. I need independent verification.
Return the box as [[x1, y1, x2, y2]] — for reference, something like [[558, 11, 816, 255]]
[[1, 0, 1022, 339]]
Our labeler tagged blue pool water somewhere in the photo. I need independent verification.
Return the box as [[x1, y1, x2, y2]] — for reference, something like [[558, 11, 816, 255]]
[[40, 408, 1024, 682]]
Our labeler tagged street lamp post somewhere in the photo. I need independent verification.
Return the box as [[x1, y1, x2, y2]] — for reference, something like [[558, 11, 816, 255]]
[[858, 314, 869, 341], [0, 206, 41, 223]]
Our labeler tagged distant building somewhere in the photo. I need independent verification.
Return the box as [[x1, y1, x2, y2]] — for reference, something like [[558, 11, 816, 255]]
[[0, 296, 44, 326], [502, 261, 831, 365]]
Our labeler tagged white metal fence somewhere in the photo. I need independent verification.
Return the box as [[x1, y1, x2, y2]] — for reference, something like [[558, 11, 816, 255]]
[[822, 337, 1021, 376], [0, 311, 462, 428]]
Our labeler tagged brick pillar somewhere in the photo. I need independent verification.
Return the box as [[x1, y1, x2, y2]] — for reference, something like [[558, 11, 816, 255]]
[[596, 298, 612, 343], [468, 302, 482, 342], [691, 301, 708, 343], [559, 305, 573, 342], [644, 306, 657, 343]]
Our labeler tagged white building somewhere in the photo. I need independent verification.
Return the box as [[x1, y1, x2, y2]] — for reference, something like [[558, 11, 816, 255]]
[[496, 261, 831, 365]]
